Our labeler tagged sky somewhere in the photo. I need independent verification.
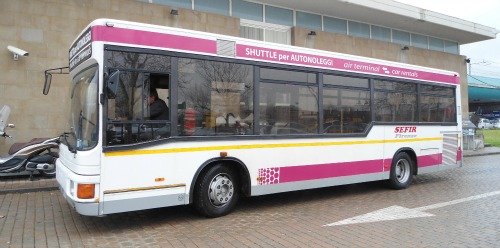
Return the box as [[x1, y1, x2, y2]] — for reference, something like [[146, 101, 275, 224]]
[[395, 0, 500, 78]]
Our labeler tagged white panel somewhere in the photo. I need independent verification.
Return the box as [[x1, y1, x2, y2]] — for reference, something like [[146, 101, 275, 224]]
[[442, 133, 458, 165], [217, 39, 236, 57]]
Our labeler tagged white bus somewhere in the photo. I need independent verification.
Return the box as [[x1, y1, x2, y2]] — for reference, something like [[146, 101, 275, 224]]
[[53, 19, 462, 217]]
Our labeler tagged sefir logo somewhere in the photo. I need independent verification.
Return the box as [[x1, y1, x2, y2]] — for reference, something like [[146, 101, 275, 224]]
[[394, 126, 417, 138]]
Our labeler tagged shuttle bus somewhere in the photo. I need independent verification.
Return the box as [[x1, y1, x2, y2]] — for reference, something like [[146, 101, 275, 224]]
[[54, 19, 462, 217]]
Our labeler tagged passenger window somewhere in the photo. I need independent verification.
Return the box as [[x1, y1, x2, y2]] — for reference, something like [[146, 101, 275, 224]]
[[374, 91, 417, 122], [177, 59, 254, 136], [419, 85, 456, 123], [259, 83, 318, 135], [323, 88, 370, 133], [419, 95, 456, 122], [373, 80, 417, 122]]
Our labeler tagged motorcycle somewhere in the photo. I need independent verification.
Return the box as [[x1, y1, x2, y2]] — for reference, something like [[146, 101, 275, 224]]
[[0, 105, 59, 180]]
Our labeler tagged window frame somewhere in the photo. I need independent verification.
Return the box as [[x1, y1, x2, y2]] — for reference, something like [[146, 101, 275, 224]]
[[259, 67, 319, 136], [418, 82, 457, 123], [176, 57, 255, 137], [373, 79, 418, 124], [322, 83, 372, 134], [104, 68, 173, 146], [103, 45, 458, 152]]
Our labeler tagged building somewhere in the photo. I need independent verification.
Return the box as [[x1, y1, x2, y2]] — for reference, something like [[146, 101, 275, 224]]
[[0, 0, 497, 153], [468, 75, 500, 117]]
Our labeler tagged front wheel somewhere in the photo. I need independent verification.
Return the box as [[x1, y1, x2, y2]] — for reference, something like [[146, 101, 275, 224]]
[[193, 164, 239, 218], [388, 152, 414, 189]]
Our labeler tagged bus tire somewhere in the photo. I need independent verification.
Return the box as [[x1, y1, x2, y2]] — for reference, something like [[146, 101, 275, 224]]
[[388, 152, 414, 190], [193, 164, 239, 218]]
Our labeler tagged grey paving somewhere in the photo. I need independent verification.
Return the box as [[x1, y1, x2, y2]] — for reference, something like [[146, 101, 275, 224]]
[[0, 155, 499, 247], [463, 146, 500, 157]]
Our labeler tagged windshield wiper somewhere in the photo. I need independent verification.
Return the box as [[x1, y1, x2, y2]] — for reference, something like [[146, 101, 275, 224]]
[[79, 110, 96, 126], [61, 132, 77, 153]]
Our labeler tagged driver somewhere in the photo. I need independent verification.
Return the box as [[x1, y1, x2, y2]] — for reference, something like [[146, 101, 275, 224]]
[[148, 88, 169, 120]]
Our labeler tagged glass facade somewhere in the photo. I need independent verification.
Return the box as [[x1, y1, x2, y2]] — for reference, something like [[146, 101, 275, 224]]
[[429, 37, 445, 52], [265, 5, 293, 26], [348, 21, 370, 39], [232, 0, 263, 22], [194, 0, 229, 16], [411, 33, 428, 49], [146, 0, 460, 54], [323, 17, 347, 35], [371, 25, 391, 42], [153, 0, 191, 9], [296, 11, 322, 30], [445, 40, 459, 54], [393, 30, 411, 46]]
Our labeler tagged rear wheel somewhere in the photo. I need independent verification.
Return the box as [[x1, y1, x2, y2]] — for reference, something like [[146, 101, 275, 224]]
[[388, 152, 414, 189], [193, 164, 239, 218]]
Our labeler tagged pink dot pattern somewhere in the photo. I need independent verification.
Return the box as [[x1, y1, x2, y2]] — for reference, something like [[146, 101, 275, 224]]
[[258, 167, 280, 185]]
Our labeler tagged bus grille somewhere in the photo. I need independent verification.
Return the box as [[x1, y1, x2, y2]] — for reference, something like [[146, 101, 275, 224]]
[[442, 133, 458, 165]]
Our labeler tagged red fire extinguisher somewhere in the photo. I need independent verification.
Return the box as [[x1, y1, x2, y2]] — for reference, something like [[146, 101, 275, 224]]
[[184, 108, 196, 135]]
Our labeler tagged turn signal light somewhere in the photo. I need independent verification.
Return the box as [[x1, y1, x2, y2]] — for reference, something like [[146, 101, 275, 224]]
[[77, 183, 95, 199]]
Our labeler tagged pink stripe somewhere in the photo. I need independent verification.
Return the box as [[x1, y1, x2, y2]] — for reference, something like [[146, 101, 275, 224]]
[[279, 159, 384, 183], [236, 44, 459, 85], [260, 153, 445, 184], [92, 26, 217, 54], [89, 25, 458, 84], [417, 153, 443, 167], [456, 148, 462, 162]]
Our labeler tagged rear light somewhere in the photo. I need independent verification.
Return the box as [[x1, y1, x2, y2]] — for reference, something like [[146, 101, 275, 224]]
[[77, 184, 95, 199]]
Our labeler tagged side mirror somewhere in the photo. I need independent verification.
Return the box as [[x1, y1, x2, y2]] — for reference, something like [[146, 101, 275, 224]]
[[43, 73, 52, 95], [42, 67, 69, 95], [106, 70, 120, 99]]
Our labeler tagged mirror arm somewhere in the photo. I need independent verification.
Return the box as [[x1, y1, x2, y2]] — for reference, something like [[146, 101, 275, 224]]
[[43, 66, 69, 95]]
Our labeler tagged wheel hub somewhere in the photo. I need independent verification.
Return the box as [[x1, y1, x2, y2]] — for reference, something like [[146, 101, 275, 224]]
[[208, 174, 234, 206], [395, 159, 410, 183]]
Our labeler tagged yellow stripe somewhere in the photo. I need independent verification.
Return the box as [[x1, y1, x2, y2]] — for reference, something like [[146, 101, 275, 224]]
[[103, 183, 186, 194], [105, 137, 442, 157]]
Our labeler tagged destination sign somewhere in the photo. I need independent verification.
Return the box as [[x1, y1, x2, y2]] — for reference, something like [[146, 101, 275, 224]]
[[69, 27, 92, 71]]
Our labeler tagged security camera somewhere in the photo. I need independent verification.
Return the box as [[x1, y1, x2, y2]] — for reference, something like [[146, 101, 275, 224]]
[[7, 46, 29, 60]]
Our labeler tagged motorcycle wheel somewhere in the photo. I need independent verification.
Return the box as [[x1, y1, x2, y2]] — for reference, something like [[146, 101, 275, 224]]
[[39, 168, 56, 178], [40, 151, 58, 177]]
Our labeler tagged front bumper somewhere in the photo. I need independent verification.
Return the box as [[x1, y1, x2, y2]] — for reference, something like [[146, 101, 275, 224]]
[[59, 187, 100, 216], [56, 159, 101, 216]]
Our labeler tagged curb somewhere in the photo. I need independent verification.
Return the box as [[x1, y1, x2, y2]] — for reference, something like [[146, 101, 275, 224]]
[[0, 186, 59, 195], [463, 152, 500, 158]]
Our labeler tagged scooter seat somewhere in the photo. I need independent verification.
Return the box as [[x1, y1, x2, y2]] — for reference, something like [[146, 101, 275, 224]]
[[8, 138, 51, 155]]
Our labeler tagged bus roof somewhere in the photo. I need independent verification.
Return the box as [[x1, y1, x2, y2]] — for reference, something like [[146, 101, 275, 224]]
[[73, 18, 460, 85]]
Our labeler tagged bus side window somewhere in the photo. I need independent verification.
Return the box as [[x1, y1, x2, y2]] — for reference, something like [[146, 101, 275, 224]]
[[106, 72, 171, 146], [140, 74, 171, 141]]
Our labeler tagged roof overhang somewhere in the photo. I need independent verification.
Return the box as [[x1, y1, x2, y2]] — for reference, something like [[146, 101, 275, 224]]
[[262, 0, 498, 44]]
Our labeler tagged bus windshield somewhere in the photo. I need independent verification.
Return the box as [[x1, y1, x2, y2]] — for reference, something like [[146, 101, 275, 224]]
[[65, 65, 99, 151]]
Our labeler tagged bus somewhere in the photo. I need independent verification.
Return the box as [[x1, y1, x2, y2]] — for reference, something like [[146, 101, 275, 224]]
[[52, 19, 462, 217]]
